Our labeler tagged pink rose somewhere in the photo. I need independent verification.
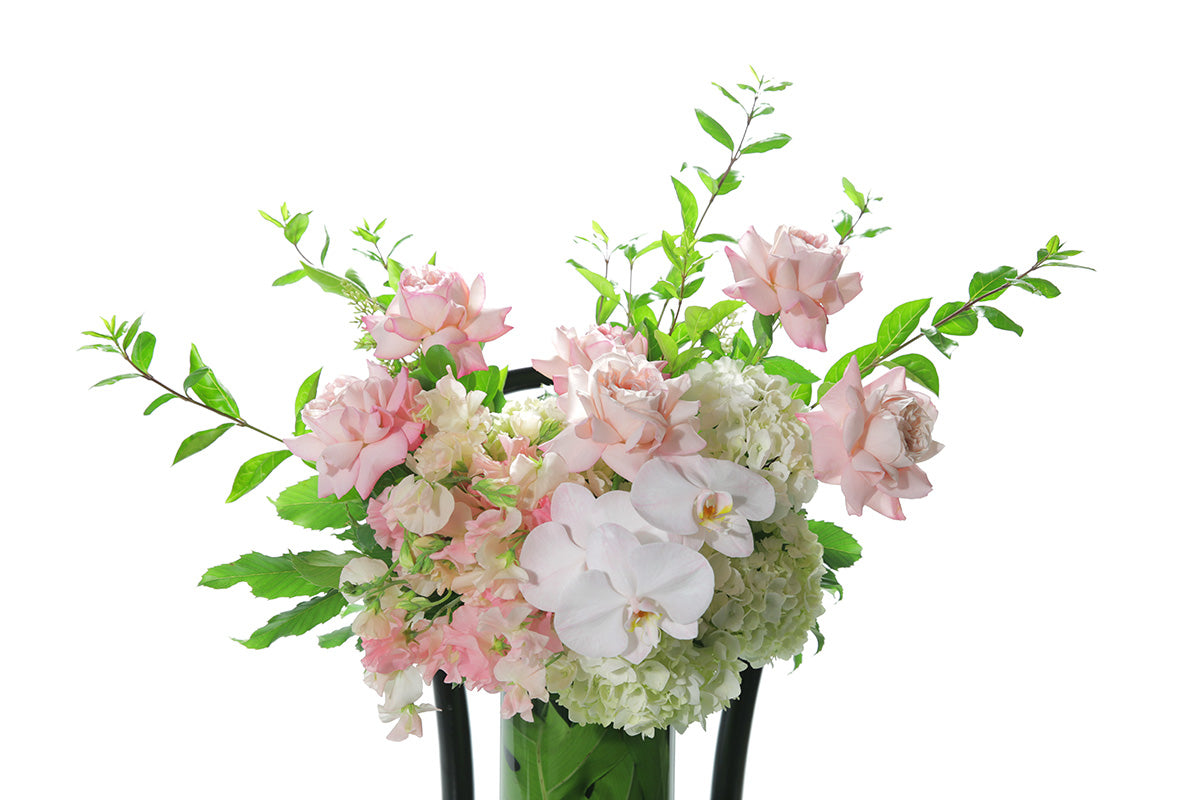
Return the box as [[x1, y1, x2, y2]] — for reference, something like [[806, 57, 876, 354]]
[[723, 226, 863, 351], [285, 363, 425, 499], [363, 264, 512, 375], [531, 324, 649, 394], [543, 351, 705, 480], [799, 357, 943, 520]]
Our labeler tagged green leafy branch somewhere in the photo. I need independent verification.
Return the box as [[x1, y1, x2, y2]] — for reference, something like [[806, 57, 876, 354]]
[[833, 178, 890, 244]]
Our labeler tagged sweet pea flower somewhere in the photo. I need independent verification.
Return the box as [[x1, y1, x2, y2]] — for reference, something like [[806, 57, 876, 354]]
[[799, 357, 943, 520], [531, 324, 650, 394], [552, 524, 714, 663], [362, 263, 512, 375], [630, 455, 775, 558], [375, 475, 457, 536], [544, 351, 705, 480], [285, 363, 425, 499], [370, 668, 435, 742], [723, 226, 863, 352]]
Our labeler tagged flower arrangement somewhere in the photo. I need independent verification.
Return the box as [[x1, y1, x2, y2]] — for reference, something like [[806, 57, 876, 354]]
[[81, 69, 1089, 795]]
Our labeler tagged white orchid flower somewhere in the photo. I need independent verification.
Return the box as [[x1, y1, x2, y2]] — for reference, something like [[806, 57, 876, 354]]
[[552, 524, 714, 663], [630, 455, 775, 557]]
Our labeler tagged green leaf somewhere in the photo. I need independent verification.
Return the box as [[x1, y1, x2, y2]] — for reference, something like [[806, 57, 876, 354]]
[[273, 476, 366, 530], [591, 220, 608, 243], [259, 209, 284, 228], [884, 354, 940, 395], [858, 226, 891, 239], [272, 269, 306, 286], [122, 314, 144, 349], [1042, 261, 1094, 271], [671, 177, 698, 232], [711, 82, 743, 107], [968, 266, 1018, 301], [318, 626, 356, 649], [653, 329, 679, 364], [752, 311, 774, 349], [226, 450, 292, 502], [143, 393, 175, 415], [978, 305, 1023, 336], [571, 262, 618, 301], [284, 212, 310, 245], [1013, 276, 1061, 298], [236, 592, 347, 650], [320, 226, 331, 264], [172, 423, 235, 465], [740, 133, 792, 154], [694, 108, 735, 150], [809, 520, 862, 569], [90, 373, 141, 388], [188, 345, 240, 417], [294, 368, 322, 435], [301, 264, 368, 302], [698, 233, 737, 244], [932, 303, 978, 335], [922, 327, 958, 358], [875, 298, 931, 356], [424, 344, 458, 382], [199, 552, 322, 598], [290, 550, 358, 589], [701, 330, 725, 357], [819, 344, 878, 399], [842, 178, 867, 211], [761, 356, 819, 385], [182, 367, 212, 393], [833, 210, 853, 241], [78, 343, 120, 353], [130, 331, 156, 372]]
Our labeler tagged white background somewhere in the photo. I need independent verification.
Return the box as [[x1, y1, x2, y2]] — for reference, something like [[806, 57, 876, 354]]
[[3, 1, 1198, 798]]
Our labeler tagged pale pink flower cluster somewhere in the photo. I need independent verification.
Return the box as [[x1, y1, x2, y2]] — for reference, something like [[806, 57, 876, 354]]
[[723, 226, 863, 351], [544, 350, 706, 480], [363, 263, 512, 375], [532, 324, 649, 393], [799, 357, 943, 520], [284, 363, 424, 499]]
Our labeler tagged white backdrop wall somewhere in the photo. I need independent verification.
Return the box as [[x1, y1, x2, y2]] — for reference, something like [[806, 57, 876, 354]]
[[3, 2, 1197, 798]]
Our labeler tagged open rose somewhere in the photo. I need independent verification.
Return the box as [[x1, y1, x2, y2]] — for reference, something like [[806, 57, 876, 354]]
[[543, 351, 705, 480], [531, 324, 649, 394], [363, 263, 512, 375], [799, 357, 942, 520], [723, 226, 862, 351], [285, 363, 425, 499]]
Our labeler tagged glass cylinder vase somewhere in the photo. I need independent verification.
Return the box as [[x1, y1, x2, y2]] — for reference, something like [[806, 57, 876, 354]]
[[500, 699, 673, 800]]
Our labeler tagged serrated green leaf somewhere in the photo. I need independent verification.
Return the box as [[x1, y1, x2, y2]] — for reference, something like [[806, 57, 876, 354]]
[[172, 423, 235, 465], [932, 303, 978, 335], [671, 177, 698, 232], [761, 356, 819, 385], [695, 108, 734, 150], [318, 626, 356, 648], [290, 550, 358, 589], [199, 552, 322, 598], [143, 393, 175, 415], [272, 269, 306, 286], [876, 298, 931, 355], [842, 178, 866, 211], [740, 133, 792, 155], [90, 373, 141, 388], [284, 212, 310, 245], [809, 520, 862, 569], [968, 266, 1018, 301], [273, 476, 365, 530], [884, 354, 940, 395], [226, 450, 292, 502], [294, 368, 322, 435], [188, 345, 240, 417], [130, 331, 156, 372], [236, 592, 347, 650], [978, 305, 1023, 336]]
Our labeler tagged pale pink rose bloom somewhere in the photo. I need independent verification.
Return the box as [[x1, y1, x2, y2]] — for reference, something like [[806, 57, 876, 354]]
[[723, 226, 863, 352], [362, 264, 512, 375], [630, 455, 775, 558], [544, 351, 706, 480], [285, 363, 424, 499], [532, 324, 650, 394], [799, 357, 943, 520]]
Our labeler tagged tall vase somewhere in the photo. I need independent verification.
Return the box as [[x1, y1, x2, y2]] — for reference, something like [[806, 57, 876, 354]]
[[500, 699, 674, 800]]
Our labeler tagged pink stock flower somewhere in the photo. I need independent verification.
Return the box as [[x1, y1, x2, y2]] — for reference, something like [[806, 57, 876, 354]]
[[799, 357, 943, 520], [363, 263, 512, 375], [544, 351, 705, 480], [285, 363, 425, 499], [531, 324, 649, 394], [723, 226, 863, 352]]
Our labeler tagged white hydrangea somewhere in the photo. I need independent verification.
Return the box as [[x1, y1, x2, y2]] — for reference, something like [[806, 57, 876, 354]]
[[704, 514, 826, 668], [547, 629, 745, 736], [686, 357, 817, 522]]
